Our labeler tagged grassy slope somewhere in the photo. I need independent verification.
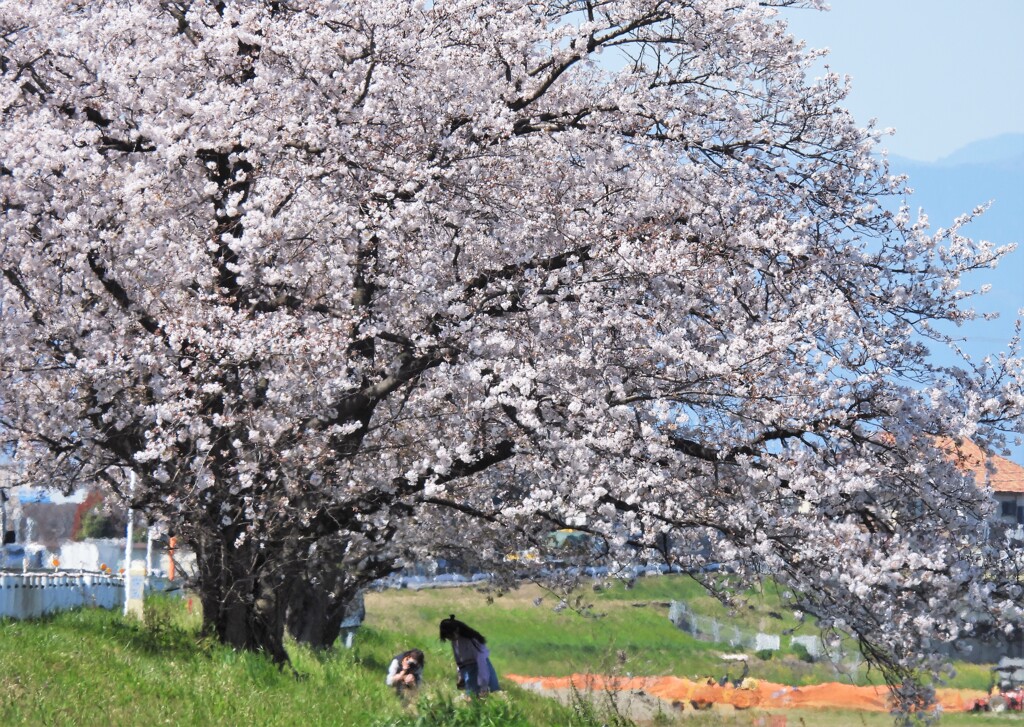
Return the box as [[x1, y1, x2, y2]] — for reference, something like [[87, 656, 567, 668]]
[[366, 576, 995, 690], [0, 601, 576, 726], [0, 577, 1002, 726]]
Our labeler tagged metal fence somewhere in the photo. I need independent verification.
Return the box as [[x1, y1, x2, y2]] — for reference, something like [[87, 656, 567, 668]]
[[0, 571, 137, 619], [668, 600, 862, 672]]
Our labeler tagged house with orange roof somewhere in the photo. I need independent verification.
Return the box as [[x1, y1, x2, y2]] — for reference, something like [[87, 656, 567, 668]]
[[945, 439, 1024, 536]]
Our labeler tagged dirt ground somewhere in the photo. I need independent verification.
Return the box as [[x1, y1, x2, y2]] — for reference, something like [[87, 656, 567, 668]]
[[508, 673, 990, 724]]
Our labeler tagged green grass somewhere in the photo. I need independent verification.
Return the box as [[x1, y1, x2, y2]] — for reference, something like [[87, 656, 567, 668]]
[[0, 596, 603, 726], [0, 581, 1013, 726], [365, 576, 898, 687]]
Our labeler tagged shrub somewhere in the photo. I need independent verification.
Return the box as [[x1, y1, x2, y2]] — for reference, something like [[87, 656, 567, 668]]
[[77, 508, 121, 539], [381, 692, 533, 727], [791, 642, 815, 663]]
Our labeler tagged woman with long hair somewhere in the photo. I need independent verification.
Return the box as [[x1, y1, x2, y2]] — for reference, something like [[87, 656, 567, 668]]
[[439, 614, 500, 696]]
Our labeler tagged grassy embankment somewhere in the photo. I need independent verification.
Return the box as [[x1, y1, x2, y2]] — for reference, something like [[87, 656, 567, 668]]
[[0, 575, 1005, 725], [365, 576, 994, 690], [0, 596, 578, 726]]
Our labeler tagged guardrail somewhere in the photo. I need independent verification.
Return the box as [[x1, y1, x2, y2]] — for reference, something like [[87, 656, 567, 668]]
[[0, 571, 128, 619]]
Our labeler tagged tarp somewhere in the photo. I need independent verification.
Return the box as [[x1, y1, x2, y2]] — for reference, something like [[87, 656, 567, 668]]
[[506, 673, 987, 713]]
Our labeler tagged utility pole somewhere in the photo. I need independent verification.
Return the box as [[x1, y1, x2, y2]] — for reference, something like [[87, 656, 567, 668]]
[[0, 489, 7, 545], [123, 471, 135, 616]]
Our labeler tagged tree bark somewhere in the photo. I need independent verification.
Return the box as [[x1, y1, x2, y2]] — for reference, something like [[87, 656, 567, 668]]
[[286, 567, 366, 650], [193, 530, 291, 666]]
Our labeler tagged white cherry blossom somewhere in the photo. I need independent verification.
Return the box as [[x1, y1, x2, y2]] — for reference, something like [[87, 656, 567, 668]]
[[1, 1, 1022, 709]]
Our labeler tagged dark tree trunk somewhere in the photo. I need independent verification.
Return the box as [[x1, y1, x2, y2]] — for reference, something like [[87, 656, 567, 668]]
[[185, 529, 391, 658], [285, 568, 365, 649], [192, 529, 291, 666]]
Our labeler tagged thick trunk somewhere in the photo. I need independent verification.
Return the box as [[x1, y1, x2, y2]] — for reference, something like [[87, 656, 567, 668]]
[[286, 576, 339, 648], [284, 536, 389, 650], [192, 530, 291, 665], [188, 529, 383, 656], [285, 570, 365, 649]]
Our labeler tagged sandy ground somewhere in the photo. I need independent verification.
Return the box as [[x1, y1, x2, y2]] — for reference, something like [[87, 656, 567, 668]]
[[512, 679, 686, 724], [508, 673, 990, 724]]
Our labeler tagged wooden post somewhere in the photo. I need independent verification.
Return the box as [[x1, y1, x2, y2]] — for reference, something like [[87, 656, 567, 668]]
[[168, 536, 177, 581]]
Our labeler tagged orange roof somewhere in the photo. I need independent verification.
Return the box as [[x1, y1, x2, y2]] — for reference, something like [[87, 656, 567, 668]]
[[940, 438, 1024, 494]]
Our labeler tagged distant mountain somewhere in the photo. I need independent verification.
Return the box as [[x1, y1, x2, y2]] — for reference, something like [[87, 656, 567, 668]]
[[887, 135, 1024, 461], [884, 135, 1023, 352], [931, 133, 1024, 169], [887, 136, 1024, 247]]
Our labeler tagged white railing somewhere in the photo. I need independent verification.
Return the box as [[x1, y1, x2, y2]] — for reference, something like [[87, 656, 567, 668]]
[[0, 571, 126, 619]]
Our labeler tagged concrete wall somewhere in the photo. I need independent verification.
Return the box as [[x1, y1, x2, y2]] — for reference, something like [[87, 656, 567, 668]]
[[58, 539, 174, 575]]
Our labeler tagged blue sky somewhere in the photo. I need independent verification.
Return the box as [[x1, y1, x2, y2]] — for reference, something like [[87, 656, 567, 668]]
[[784, 2, 1024, 457], [782, 1, 1024, 162]]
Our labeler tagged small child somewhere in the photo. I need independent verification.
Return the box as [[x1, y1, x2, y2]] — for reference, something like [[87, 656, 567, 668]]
[[386, 648, 425, 697]]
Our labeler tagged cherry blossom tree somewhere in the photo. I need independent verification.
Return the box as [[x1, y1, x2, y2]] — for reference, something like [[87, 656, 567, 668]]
[[2, 0, 1022, 705]]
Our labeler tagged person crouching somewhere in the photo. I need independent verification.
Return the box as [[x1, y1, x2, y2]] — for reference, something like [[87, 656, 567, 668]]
[[386, 648, 425, 698]]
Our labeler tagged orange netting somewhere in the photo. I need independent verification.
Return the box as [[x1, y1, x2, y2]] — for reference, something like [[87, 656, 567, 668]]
[[505, 673, 987, 713]]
